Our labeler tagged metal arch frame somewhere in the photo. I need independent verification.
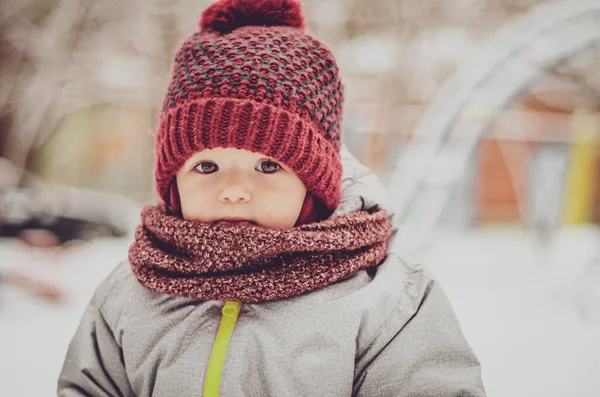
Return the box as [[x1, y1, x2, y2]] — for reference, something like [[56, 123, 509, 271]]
[[388, 0, 600, 251]]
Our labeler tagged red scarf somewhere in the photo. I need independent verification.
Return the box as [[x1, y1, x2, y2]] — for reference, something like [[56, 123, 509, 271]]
[[129, 205, 391, 303]]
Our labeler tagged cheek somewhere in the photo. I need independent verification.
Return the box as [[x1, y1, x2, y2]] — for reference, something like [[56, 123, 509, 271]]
[[256, 177, 306, 227], [177, 178, 215, 221], [180, 194, 213, 221], [263, 192, 304, 212], [259, 199, 302, 228]]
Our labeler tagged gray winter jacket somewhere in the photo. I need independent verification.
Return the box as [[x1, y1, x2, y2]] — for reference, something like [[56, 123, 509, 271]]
[[58, 147, 486, 396]]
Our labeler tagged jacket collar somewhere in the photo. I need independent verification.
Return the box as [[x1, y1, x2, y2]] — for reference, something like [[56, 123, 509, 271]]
[[333, 145, 399, 246]]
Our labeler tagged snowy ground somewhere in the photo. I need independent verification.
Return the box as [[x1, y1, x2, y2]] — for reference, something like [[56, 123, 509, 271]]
[[1, 226, 599, 396], [406, 226, 600, 397]]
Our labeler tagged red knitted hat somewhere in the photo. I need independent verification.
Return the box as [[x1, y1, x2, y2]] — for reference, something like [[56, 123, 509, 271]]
[[154, 0, 344, 222]]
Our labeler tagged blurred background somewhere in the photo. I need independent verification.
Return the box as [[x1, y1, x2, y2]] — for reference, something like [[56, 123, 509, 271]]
[[1, 0, 599, 395]]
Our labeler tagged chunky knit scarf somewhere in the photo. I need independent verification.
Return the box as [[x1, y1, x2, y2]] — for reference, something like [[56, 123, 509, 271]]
[[129, 205, 392, 303]]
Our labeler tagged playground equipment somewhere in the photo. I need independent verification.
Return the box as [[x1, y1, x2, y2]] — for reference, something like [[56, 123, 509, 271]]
[[388, 0, 600, 252], [562, 112, 600, 224]]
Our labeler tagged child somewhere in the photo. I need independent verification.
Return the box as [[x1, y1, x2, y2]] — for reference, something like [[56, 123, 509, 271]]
[[58, 0, 486, 395]]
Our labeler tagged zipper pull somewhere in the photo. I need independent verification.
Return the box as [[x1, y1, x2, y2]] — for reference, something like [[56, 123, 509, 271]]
[[222, 301, 241, 316]]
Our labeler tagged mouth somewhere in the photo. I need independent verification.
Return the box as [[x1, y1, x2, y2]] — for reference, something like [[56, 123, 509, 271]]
[[214, 218, 257, 227]]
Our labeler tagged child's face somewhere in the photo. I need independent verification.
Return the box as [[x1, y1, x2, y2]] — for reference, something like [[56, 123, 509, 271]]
[[176, 148, 307, 229]]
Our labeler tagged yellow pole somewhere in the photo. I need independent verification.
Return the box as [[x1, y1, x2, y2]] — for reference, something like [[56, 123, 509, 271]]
[[563, 111, 600, 224]]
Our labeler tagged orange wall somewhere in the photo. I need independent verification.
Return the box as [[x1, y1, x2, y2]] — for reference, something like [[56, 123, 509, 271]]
[[476, 137, 533, 222]]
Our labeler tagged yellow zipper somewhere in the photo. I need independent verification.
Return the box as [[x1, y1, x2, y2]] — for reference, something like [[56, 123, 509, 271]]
[[203, 301, 242, 397]]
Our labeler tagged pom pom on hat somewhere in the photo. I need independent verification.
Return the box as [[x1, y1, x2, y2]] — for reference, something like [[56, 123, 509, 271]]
[[200, 0, 305, 34]]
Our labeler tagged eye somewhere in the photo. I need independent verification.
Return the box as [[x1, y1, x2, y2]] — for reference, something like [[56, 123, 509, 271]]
[[194, 161, 218, 174], [256, 160, 282, 174]]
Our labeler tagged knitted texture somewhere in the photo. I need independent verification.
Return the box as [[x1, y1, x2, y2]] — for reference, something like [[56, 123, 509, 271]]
[[154, 0, 344, 216], [129, 205, 391, 303]]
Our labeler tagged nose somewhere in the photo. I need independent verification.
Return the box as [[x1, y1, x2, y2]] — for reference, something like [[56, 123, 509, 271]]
[[218, 174, 252, 203]]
